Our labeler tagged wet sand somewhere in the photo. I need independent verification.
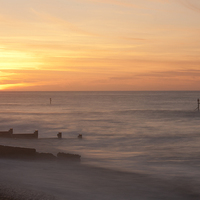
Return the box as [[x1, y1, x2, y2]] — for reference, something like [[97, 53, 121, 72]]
[[1, 158, 200, 200], [0, 186, 55, 200]]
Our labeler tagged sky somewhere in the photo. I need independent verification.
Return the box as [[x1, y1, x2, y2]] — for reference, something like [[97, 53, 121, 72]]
[[0, 0, 200, 91]]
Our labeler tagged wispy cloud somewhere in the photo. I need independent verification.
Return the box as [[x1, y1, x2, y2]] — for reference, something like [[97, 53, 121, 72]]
[[109, 69, 200, 80], [119, 36, 147, 41], [141, 69, 200, 78], [0, 69, 68, 90], [77, 0, 139, 8], [177, 0, 200, 13], [31, 9, 99, 37]]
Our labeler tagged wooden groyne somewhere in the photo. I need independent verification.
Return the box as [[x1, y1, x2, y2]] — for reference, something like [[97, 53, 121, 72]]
[[0, 129, 83, 140], [0, 129, 38, 139], [0, 145, 36, 160], [0, 145, 81, 161]]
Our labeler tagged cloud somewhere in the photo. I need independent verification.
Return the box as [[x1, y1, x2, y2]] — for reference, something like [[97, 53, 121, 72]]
[[109, 69, 200, 81], [177, 0, 200, 13], [120, 36, 147, 41], [0, 69, 69, 90], [0, 69, 74, 74], [77, 0, 138, 8], [31, 9, 99, 37], [142, 69, 200, 78]]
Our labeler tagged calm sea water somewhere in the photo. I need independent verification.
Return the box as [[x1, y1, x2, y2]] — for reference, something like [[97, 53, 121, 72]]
[[1, 91, 200, 183]]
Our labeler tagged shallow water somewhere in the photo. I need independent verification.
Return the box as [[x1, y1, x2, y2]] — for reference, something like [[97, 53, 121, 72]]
[[0, 91, 200, 199]]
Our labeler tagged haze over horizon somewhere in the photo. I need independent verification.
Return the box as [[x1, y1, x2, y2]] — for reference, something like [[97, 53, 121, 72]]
[[0, 0, 200, 91]]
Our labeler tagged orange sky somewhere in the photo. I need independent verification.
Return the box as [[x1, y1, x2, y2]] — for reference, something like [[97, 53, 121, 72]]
[[0, 0, 200, 91]]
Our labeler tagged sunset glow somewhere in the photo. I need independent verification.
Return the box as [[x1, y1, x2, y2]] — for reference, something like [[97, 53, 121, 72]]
[[0, 0, 200, 91]]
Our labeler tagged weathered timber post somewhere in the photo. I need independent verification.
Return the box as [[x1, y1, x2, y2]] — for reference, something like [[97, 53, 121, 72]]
[[9, 128, 13, 136], [34, 130, 38, 138], [57, 132, 62, 139], [78, 134, 82, 139]]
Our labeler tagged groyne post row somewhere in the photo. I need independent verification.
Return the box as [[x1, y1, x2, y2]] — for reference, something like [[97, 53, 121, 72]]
[[0, 129, 38, 139], [0, 129, 82, 139]]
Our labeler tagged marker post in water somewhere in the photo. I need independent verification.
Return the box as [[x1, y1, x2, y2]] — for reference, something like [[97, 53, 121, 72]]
[[50, 98, 52, 105]]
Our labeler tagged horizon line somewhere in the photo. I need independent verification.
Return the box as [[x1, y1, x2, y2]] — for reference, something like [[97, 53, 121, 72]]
[[0, 90, 200, 92]]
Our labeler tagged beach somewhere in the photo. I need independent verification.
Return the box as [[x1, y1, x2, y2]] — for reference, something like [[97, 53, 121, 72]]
[[1, 157, 200, 200]]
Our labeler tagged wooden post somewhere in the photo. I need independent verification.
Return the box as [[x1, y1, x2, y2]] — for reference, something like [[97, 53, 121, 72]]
[[198, 99, 200, 111], [57, 132, 62, 139]]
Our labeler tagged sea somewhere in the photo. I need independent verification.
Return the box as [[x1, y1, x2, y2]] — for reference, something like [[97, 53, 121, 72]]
[[0, 91, 200, 199]]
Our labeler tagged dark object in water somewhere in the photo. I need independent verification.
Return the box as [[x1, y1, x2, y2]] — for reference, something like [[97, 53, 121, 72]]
[[78, 134, 82, 139], [57, 152, 81, 161], [57, 132, 62, 139], [0, 145, 36, 160], [0, 129, 38, 139], [0, 145, 81, 162]]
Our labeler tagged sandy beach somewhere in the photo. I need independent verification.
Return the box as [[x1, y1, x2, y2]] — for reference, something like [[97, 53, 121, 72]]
[[1, 158, 200, 200]]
